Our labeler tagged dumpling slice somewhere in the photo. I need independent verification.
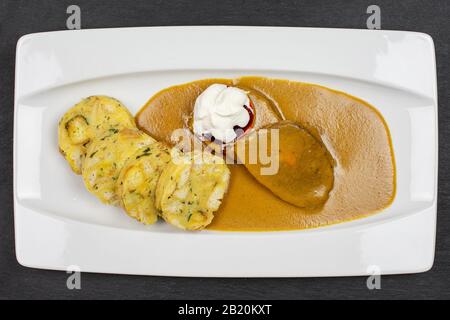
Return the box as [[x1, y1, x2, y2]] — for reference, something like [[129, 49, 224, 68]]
[[58, 96, 135, 174], [155, 150, 230, 230], [117, 143, 171, 225], [82, 128, 155, 205]]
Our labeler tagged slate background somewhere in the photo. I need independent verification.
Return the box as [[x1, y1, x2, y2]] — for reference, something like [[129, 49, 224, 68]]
[[0, 0, 449, 299]]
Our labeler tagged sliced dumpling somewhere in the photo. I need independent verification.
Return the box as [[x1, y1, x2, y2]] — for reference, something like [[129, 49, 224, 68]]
[[82, 128, 155, 205], [58, 95, 135, 174], [117, 143, 171, 225], [155, 150, 230, 230]]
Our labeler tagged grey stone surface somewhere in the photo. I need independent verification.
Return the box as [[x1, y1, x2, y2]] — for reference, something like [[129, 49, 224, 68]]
[[0, 0, 448, 299]]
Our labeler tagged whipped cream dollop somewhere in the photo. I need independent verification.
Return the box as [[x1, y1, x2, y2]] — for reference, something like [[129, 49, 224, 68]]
[[193, 84, 251, 143]]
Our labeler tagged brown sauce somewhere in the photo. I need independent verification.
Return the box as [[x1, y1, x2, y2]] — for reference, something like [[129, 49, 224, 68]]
[[136, 76, 396, 231]]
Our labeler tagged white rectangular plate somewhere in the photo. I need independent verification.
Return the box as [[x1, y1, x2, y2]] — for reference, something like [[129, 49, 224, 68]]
[[14, 26, 438, 277]]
